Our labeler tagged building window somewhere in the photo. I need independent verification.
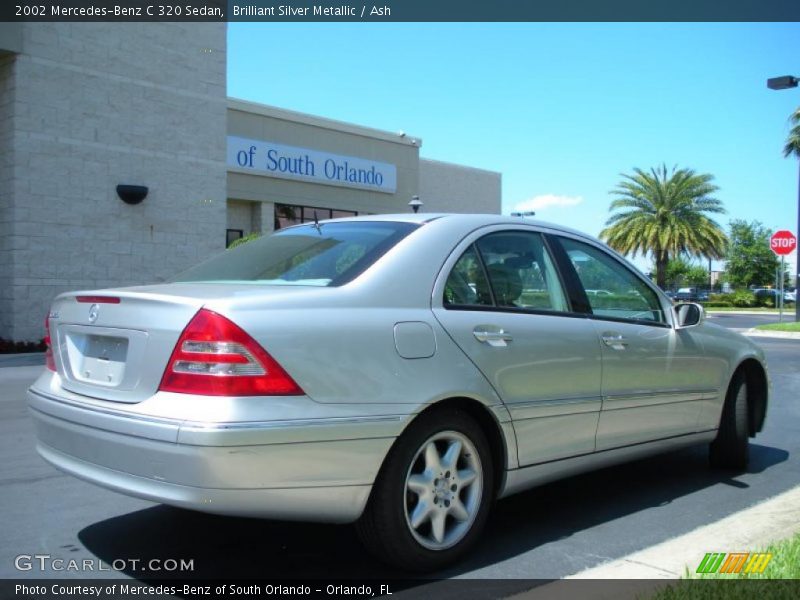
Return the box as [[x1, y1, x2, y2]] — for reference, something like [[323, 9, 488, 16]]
[[274, 204, 358, 230], [226, 229, 244, 248]]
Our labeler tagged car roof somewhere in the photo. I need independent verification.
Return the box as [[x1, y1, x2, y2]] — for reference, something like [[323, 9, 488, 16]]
[[321, 213, 597, 242]]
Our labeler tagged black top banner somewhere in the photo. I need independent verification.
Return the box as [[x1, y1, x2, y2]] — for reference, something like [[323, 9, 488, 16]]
[[2, 0, 800, 22]]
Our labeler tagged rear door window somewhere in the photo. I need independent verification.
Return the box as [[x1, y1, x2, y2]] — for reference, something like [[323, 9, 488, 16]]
[[444, 230, 568, 313]]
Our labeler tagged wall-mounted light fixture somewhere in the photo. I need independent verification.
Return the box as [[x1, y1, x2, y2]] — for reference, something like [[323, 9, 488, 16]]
[[409, 195, 423, 213], [116, 184, 148, 205]]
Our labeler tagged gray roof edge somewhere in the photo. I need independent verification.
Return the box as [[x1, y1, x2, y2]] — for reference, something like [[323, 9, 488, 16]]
[[227, 98, 423, 148]]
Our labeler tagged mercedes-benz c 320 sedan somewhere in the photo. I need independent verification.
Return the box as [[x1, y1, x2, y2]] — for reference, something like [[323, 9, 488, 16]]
[[29, 214, 769, 570]]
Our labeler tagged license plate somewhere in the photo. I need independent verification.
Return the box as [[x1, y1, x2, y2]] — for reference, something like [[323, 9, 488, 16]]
[[74, 334, 128, 385]]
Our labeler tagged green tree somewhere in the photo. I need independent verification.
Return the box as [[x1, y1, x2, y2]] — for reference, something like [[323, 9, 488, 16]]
[[724, 220, 781, 288], [686, 264, 711, 288], [662, 257, 710, 289], [783, 107, 800, 159], [664, 258, 690, 289], [600, 165, 728, 288]]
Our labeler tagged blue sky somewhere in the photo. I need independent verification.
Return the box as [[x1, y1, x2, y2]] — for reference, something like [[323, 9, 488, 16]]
[[228, 23, 800, 272]]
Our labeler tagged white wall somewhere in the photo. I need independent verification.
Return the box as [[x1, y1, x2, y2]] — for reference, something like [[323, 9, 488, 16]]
[[419, 158, 501, 214]]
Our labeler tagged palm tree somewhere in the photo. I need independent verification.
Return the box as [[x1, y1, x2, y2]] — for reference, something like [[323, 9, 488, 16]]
[[600, 165, 728, 289], [783, 107, 800, 158]]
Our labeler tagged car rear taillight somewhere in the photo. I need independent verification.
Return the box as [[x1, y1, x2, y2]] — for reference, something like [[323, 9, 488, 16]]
[[158, 309, 304, 396], [44, 315, 55, 372]]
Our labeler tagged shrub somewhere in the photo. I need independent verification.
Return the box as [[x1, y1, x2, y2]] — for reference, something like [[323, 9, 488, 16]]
[[0, 338, 47, 354], [703, 293, 731, 307], [227, 232, 261, 249], [729, 290, 757, 308], [755, 296, 773, 308]]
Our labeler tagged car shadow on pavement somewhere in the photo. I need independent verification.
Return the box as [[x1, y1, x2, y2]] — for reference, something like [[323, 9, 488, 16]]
[[77, 442, 788, 585]]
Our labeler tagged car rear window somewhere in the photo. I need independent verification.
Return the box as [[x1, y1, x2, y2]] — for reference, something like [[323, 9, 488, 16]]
[[173, 221, 418, 286]]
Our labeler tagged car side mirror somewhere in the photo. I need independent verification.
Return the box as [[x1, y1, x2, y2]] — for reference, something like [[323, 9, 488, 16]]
[[675, 302, 705, 329]]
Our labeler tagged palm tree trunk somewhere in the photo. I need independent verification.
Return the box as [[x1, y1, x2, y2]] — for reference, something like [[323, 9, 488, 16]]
[[655, 252, 668, 289]]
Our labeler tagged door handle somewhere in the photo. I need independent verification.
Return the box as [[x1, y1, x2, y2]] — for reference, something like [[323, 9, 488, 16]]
[[473, 326, 513, 347], [601, 333, 628, 350]]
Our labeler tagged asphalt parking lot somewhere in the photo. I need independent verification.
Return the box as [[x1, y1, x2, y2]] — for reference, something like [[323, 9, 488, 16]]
[[1, 314, 797, 584]]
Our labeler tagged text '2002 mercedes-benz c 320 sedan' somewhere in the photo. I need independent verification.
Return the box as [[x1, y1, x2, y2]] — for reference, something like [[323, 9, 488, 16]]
[[28, 214, 769, 571]]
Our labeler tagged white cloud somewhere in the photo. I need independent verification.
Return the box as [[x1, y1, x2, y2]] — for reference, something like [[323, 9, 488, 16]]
[[513, 194, 583, 213]]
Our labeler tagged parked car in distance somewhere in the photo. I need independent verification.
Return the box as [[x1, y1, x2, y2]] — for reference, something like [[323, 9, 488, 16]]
[[28, 214, 770, 571], [675, 287, 699, 302], [752, 288, 793, 305]]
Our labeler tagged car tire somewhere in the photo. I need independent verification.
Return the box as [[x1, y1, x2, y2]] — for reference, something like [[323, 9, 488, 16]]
[[356, 408, 494, 572], [709, 372, 749, 470]]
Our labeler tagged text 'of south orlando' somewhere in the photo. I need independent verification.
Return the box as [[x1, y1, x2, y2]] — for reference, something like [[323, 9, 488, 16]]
[[233, 5, 392, 18]]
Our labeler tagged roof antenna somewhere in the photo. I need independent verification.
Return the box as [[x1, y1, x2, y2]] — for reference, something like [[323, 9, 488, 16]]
[[312, 210, 322, 235]]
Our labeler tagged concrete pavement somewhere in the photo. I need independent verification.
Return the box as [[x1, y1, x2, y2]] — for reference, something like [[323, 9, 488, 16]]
[[567, 485, 800, 578], [0, 352, 44, 367]]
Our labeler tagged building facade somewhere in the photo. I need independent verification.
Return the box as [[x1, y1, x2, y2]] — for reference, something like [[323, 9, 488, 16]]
[[225, 100, 501, 242], [0, 23, 500, 343]]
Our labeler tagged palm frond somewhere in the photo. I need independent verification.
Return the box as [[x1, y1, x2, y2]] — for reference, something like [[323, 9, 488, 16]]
[[600, 164, 729, 285]]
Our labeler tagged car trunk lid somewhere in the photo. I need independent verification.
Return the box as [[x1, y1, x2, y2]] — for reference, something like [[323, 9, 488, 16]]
[[48, 283, 337, 403], [49, 290, 205, 403]]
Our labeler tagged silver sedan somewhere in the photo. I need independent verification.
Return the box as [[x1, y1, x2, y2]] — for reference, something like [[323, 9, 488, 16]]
[[28, 214, 769, 571]]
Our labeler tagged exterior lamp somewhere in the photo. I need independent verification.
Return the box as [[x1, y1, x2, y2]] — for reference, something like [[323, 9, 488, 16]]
[[767, 74, 800, 322], [409, 196, 423, 213], [767, 76, 799, 90], [116, 184, 148, 205]]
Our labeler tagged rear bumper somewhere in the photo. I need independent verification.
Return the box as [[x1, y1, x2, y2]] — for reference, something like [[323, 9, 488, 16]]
[[28, 387, 402, 523]]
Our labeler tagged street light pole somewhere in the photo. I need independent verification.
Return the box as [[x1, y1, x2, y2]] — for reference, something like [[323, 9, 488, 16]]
[[766, 74, 800, 322]]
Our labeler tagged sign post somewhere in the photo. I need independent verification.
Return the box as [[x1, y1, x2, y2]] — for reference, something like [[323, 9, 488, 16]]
[[770, 230, 797, 322]]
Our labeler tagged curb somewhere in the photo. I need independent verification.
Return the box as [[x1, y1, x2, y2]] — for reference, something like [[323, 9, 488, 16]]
[[743, 329, 800, 340], [706, 311, 782, 316], [0, 352, 45, 368]]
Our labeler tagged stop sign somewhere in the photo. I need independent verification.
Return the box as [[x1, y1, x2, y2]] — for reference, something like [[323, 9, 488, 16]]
[[770, 230, 797, 256]]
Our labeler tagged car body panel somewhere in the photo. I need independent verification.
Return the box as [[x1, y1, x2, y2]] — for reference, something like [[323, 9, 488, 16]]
[[433, 307, 603, 466], [589, 319, 718, 449], [688, 321, 770, 431], [430, 224, 603, 467]]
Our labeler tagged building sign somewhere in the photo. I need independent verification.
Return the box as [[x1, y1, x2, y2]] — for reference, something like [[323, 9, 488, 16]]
[[227, 136, 397, 194]]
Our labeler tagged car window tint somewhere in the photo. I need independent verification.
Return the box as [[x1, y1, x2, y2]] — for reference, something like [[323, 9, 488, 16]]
[[475, 231, 568, 312], [173, 221, 418, 287], [559, 238, 666, 324], [444, 245, 493, 307]]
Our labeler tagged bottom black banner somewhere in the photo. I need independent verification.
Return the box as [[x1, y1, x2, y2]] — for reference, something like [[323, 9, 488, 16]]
[[2, 579, 800, 600]]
